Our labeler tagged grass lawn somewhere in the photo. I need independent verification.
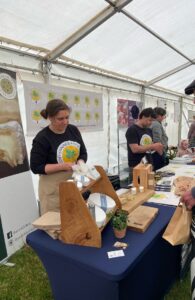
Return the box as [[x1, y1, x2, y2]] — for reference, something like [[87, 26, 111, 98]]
[[0, 246, 53, 300], [0, 245, 191, 300]]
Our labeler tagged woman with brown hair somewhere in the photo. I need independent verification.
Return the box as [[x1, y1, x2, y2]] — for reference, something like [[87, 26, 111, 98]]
[[30, 99, 87, 214]]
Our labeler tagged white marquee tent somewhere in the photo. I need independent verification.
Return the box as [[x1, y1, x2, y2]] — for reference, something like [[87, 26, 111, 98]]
[[0, 0, 195, 193], [0, 0, 195, 92]]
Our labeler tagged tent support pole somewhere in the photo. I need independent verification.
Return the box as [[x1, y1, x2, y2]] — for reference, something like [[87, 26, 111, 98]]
[[140, 86, 145, 108], [178, 97, 183, 144]]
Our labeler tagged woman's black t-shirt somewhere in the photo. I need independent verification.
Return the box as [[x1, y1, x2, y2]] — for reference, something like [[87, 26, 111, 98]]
[[30, 124, 87, 174]]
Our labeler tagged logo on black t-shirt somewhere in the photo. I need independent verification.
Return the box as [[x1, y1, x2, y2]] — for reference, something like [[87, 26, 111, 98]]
[[140, 134, 152, 146], [57, 141, 80, 163]]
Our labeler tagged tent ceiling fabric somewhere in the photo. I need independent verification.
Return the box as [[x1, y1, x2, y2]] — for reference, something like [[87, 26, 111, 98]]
[[155, 65, 195, 92], [65, 14, 187, 80], [0, 0, 194, 95], [0, 0, 107, 49]]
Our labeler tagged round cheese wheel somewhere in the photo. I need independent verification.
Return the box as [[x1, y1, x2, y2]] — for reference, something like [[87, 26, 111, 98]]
[[88, 193, 116, 214]]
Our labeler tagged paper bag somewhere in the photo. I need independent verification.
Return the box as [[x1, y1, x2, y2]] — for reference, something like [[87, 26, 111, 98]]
[[162, 204, 192, 246]]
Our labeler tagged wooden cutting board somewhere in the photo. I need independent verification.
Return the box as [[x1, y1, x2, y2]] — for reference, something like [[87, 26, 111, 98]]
[[32, 211, 61, 230], [119, 189, 154, 214], [127, 205, 158, 232]]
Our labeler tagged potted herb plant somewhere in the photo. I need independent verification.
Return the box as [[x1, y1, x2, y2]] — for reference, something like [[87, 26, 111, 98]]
[[112, 209, 128, 239]]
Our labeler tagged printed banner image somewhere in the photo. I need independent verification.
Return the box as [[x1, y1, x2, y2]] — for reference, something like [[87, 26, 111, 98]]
[[117, 99, 142, 128], [117, 99, 129, 127], [0, 68, 38, 264], [0, 68, 29, 179], [23, 81, 103, 135]]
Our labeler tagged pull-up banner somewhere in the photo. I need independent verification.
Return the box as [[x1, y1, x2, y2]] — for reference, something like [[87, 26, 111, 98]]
[[0, 68, 38, 263]]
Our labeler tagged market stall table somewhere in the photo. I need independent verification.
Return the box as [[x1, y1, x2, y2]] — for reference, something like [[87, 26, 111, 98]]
[[27, 203, 181, 300]]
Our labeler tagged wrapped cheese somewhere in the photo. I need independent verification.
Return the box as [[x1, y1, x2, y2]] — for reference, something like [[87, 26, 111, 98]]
[[88, 193, 116, 214]]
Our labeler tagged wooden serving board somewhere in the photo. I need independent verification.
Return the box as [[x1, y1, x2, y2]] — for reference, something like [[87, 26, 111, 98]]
[[127, 205, 159, 232], [32, 211, 61, 230], [119, 189, 154, 214]]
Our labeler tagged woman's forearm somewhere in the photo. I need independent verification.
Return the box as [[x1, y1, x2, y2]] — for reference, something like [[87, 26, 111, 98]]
[[45, 163, 74, 174]]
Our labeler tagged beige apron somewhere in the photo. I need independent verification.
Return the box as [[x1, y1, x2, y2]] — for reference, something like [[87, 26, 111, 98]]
[[38, 171, 72, 215]]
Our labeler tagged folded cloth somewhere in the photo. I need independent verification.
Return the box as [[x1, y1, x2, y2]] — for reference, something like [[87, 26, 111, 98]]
[[185, 80, 195, 95], [72, 162, 100, 180]]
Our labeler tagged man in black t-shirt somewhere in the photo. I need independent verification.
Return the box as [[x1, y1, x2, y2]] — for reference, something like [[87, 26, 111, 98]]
[[125, 107, 163, 182]]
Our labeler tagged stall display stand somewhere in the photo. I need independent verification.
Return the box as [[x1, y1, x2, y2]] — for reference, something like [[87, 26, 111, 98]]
[[26, 203, 181, 300], [118, 163, 155, 213], [59, 166, 121, 248], [133, 163, 155, 190]]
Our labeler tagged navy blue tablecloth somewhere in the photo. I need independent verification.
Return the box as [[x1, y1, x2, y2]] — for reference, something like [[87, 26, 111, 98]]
[[27, 203, 181, 300]]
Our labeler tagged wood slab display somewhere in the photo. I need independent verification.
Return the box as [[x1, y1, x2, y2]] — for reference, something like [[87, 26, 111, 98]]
[[60, 181, 102, 248], [127, 205, 158, 232], [119, 189, 155, 214], [59, 166, 121, 248]]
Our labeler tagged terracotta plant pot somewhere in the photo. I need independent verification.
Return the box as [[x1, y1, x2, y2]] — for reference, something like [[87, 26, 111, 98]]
[[113, 227, 127, 239]]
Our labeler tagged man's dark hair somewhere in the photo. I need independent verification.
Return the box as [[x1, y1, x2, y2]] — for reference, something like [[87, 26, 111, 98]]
[[139, 107, 156, 119], [153, 107, 166, 117], [185, 80, 195, 95]]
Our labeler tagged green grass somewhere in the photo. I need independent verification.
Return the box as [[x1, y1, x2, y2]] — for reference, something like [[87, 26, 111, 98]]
[[0, 246, 53, 300], [165, 272, 191, 300], [0, 246, 191, 300]]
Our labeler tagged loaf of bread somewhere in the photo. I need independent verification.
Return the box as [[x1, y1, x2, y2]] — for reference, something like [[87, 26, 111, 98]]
[[0, 121, 26, 167], [173, 176, 195, 196]]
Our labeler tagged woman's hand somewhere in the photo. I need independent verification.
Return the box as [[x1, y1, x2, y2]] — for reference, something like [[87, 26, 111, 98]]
[[152, 142, 164, 155], [45, 162, 75, 174], [60, 162, 75, 171]]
